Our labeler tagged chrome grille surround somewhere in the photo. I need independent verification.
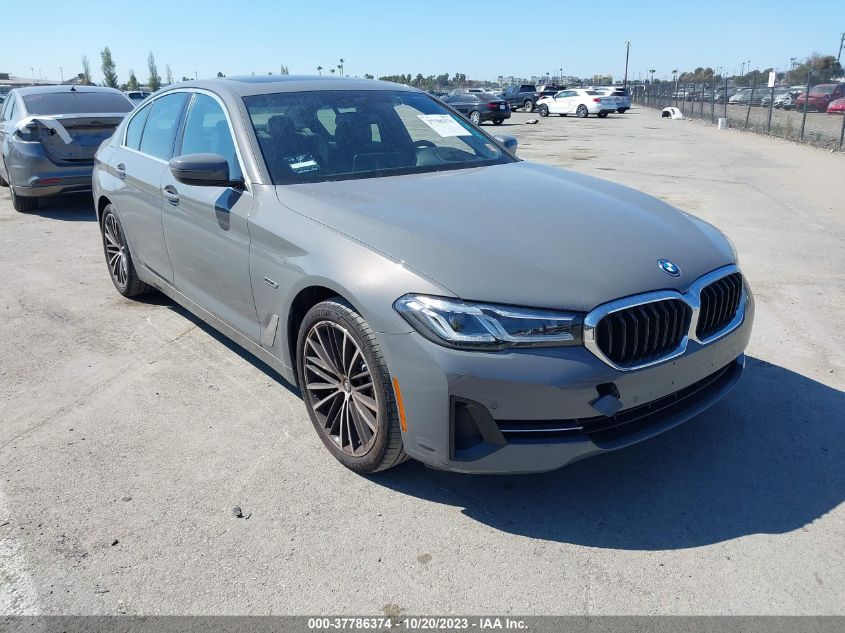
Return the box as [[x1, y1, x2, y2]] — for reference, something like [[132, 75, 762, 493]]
[[583, 264, 747, 371]]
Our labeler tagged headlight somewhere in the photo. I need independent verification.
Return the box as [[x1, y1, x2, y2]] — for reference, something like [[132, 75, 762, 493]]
[[394, 294, 582, 351]]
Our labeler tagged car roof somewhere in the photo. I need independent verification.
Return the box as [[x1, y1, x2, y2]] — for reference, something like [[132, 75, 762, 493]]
[[11, 84, 125, 96], [167, 75, 420, 98]]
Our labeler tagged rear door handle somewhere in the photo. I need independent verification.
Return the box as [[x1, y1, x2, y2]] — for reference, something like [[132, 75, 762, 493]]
[[115, 163, 126, 179], [163, 184, 179, 206]]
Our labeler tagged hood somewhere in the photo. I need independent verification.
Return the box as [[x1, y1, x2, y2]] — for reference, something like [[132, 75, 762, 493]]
[[275, 162, 735, 311]]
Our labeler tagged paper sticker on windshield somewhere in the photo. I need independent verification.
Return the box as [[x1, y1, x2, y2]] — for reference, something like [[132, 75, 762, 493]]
[[285, 153, 320, 174], [417, 114, 472, 137]]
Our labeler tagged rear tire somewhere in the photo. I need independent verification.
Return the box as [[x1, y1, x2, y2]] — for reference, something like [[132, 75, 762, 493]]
[[538, 104, 549, 117], [523, 99, 534, 113], [297, 299, 407, 474], [100, 204, 150, 298], [597, 112, 609, 118], [492, 118, 504, 125], [576, 104, 589, 118], [617, 108, 628, 113], [469, 110, 482, 125], [11, 186, 37, 212]]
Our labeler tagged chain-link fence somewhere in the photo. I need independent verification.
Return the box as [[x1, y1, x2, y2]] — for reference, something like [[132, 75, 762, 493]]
[[630, 74, 845, 150]]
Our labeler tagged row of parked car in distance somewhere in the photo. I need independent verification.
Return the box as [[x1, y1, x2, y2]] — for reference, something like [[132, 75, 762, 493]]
[[437, 83, 631, 123], [674, 83, 845, 113]]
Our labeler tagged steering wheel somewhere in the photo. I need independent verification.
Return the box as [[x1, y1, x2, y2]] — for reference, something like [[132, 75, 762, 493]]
[[413, 140, 436, 149]]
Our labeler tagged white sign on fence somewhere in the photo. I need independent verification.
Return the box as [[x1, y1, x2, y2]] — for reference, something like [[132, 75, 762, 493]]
[[768, 71, 776, 88]]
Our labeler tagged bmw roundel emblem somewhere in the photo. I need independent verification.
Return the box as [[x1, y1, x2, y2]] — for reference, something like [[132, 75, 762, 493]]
[[657, 259, 681, 277]]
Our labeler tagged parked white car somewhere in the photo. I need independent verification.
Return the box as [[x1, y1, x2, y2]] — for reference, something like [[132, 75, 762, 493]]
[[536, 89, 617, 118]]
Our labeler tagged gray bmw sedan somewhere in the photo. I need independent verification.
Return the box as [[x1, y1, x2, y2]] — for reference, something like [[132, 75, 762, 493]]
[[92, 76, 753, 474]]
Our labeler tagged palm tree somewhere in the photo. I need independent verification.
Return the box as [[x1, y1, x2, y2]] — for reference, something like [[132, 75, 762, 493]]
[[339, 58, 344, 77], [330, 68, 335, 75], [317, 65, 322, 76]]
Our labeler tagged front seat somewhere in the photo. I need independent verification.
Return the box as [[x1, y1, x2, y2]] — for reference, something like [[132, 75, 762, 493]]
[[266, 114, 319, 178], [332, 112, 378, 172]]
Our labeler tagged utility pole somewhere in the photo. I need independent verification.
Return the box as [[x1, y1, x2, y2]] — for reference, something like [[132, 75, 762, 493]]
[[790, 57, 797, 70], [838, 32, 844, 65], [60, 66, 63, 83], [623, 40, 631, 88]]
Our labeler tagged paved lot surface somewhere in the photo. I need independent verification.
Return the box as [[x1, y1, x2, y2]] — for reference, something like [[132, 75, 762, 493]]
[[1, 108, 843, 616]]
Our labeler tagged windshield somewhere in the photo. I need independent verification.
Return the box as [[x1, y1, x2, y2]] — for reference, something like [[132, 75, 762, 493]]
[[244, 90, 514, 185], [22, 91, 133, 115], [810, 85, 836, 94]]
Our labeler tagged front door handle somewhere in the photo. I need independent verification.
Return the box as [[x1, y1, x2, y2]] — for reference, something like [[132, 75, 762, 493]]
[[115, 163, 126, 179], [163, 184, 179, 206]]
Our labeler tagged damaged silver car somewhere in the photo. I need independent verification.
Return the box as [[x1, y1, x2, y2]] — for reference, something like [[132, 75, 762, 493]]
[[0, 85, 134, 212]]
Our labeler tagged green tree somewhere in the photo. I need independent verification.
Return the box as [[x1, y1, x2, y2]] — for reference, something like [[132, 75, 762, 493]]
[[364, 73, 374, 79], [165, 64, 173, 85], [126, 69, 139, 91], [147, 52, 161, 91], [100, 46, 118, 88], [784, 54, 843, 85], [81, 55, 92, 85], [280, 64, 289, 75]]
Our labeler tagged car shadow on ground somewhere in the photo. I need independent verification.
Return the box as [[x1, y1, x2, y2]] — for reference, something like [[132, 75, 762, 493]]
[[370, 357, 844, 550], [136, 293, 302, 398], [28, 193, 96, 222]]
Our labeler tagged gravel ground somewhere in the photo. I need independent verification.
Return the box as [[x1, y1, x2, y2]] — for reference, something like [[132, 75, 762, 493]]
[[0, 107, 842, 616]]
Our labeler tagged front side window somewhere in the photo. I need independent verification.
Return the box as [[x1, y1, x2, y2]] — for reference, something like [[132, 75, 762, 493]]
[[244, 90, 514, 185], [179, 94, 241, 180], [22, 91, 133, 115], [139, 92, 189, 160], [124, 102, 152, 150]]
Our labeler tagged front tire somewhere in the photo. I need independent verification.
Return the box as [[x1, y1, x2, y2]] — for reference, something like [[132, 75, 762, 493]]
[[100, 204, 150, 297], [576, 104, 589, 118], [297, 299, 407, 474], [538, 104, 549, 117], [523, 99, 534, 113], [11, 186, 37, 212], [469, 110, 482, 125]]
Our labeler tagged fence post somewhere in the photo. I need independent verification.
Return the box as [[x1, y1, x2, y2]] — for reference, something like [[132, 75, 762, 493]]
[[711, 82, 716, 122], [723, 76, 728, 121], [766, 82, 775, 134], [745, 75, 756, 129], [800, 68, 811, 141], [839, 111, 845, 150]]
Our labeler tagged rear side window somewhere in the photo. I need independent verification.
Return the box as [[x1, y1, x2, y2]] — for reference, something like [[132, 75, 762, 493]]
[[139, 93, 189, 160], [22, 91, 133, 115], [179, 94, 241, 180], [124, 102, 152, 150]]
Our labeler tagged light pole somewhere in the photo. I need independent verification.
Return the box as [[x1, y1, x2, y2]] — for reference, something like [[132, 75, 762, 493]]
[[790, 57, 797, 70], [623, 40, 631, 88], [649, 68, 656, 84], [339, 58, 344, 77], [838, 32, 844, 64]]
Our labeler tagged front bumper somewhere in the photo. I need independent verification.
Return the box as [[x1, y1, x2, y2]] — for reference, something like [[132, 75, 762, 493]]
[[379, 293, 753, 474]]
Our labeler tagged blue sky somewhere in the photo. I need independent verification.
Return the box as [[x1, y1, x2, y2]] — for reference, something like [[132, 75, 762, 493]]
[[4, 0, 843, 83]]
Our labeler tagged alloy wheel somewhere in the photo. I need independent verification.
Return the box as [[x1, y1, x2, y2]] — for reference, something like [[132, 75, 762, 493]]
[[302, 321, 379, 456], [470, 111, 481, 125], [103, 213, 129, 289]]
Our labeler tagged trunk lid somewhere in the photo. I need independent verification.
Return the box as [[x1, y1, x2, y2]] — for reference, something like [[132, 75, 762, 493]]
[[27, 114, 124, 165]]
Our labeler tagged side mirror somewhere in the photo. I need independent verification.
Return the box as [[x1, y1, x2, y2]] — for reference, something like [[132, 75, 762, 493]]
[[493, 134, 518, 153], [169, 153, 239, 187]]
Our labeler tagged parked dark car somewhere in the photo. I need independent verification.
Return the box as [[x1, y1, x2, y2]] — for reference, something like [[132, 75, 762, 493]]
[[500, 84, 540, 112], [0, 85, 134, 211], [794, 84, 845, 112], [443, 92, 511, 125]]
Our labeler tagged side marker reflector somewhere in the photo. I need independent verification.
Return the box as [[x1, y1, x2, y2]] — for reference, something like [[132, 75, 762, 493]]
[[392, 377, 408, 432]]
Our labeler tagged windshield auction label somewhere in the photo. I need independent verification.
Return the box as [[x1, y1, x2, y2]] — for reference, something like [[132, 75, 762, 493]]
[[417, 114, 472, 137]]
